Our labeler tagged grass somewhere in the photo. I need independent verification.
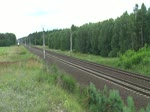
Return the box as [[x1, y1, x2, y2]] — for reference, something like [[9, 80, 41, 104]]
[[0, 46, 33, 62], [0, 46, 85, 112]]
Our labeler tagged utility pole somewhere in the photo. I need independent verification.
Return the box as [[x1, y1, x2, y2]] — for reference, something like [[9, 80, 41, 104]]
[[27, 37, 29, 47], [29, 36, 31, 48], [70, 28, 72, 52], [43, 27, 46, 59], [141, 26, 144, 47], [35, 38, 36, 45], [25, 37, 26, 46]]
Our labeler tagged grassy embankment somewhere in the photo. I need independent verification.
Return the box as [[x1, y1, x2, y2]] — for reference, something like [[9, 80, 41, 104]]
[[1, 46, 149, 112], [0, 46, 85, 112], [40, 45, 150, 76]]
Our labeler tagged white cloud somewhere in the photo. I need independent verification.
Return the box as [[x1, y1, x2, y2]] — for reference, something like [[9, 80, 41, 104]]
[[0, 0, 149, 38]]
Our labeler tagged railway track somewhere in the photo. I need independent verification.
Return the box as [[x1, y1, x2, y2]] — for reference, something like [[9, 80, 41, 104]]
[[28, 46, 150, 98]]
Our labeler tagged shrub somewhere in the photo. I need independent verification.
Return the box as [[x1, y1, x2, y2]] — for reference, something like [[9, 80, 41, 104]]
[[123, 58, 132, 69], [99, 86, 109, 112], [36, 64, 60, 84], [88, 83, 124, 112], [60, 74, 76, 93], [107, 90, 123, 112], [118, 45, 150, 69], [118, 50, 135, 69], [36, 70, 56, 84], [140, 104, 150, 112], [142, 57, 150, 65], [40, 64, 77, 93], [123, 96, 135, 112], [88, 83, 101, 111], [145, 104, 150, 112]]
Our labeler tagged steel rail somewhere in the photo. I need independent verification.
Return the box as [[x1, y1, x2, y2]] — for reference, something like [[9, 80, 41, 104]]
[[28, 46, 150, 98], [46, 49, 150, 82]]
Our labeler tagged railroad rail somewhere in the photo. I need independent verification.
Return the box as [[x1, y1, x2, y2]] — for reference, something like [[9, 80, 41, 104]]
[[28, 46, 150, 98]]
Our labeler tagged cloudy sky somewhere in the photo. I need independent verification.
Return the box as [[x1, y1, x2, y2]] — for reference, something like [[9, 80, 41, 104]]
[[0, 0, 150, 39]]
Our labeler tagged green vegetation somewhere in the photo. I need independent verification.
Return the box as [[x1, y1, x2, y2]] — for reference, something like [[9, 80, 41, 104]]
[[87, 83, 150, 112], [1, 46, 149, 111], [0, 46, 85, 112], [118, 45, 150, 76], [88, 83, 123, 112], [0, 46, 33, 62], [0, 33, 16, 46], [21, 3, 150, 57]]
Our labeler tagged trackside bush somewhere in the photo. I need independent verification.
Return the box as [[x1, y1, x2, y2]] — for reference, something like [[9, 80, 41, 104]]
[[38, 64, 77, 93], [107, 90, 123, 112], [88, 83, 124, 112], [139, 104, 150, 112], [88, 83, 101, 110], [145, 104, 150, 112], [118, 45, 150, 69], [123, 96, 136, 112], [36, 64, 60, 84], [50, 65, 77, 93], [60, 74, 76, 93], [87, 83, 150, 112]]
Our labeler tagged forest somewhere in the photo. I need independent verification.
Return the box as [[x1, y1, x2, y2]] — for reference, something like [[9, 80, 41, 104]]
[[20, 3, 150, 57], [0, 33, 16, 46]]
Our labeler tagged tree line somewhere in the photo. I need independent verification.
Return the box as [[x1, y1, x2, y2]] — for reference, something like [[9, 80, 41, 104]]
[[0, 33, 16, 47], [21, 3, 150, 57]]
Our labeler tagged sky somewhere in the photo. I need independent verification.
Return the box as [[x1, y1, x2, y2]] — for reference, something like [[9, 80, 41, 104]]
[[0, 0, 150, 39]]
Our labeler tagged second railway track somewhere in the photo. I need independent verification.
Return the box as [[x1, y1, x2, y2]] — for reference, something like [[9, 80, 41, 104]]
[[28, 46, 150, 98]]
